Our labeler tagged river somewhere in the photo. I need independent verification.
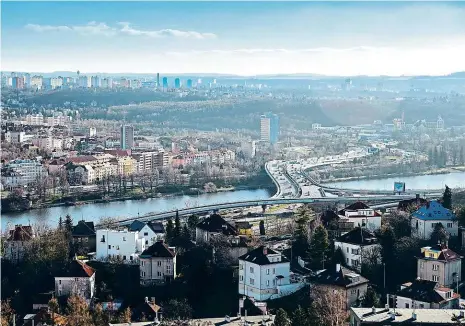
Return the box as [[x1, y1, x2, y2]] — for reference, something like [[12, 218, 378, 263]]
[[3, 172, 465, 231], [1, 189, 272, 230], [323, 171, 465, 191]]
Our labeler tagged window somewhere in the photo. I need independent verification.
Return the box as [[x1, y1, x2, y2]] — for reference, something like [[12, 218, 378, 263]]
[[158, 272, 162, 277], [446, 292, 452, 299], [266, 280, 270, 286], [130, 256, 133, 261], [240, 276, 244, 281], [273, 279, 276, 285], [101, 235, 106, 242], [352, 249, 359, 255], [141, 261, 144, 266], [352, 259, 359, 266], [447, 223, 453, 228], [405, 303, 410, 308], [431, 223, 436, 229], [420, 261, 424, 268], [141, 271, 145, 277], [346, 258, 349, 263], [167, 265, 171, 272], [433, 264, 439, 271], [250, 267, 254, 273], [419, 304, 424, 308], [346, 247, 349, 253], [145, 240, 149, 245], [250, 278, 255, 285], [123, 255, 127, 260], [144, 232, 149, 236], [157, 261, 162, 266], [351, 289, 357, 294], [239, 264, 243, 270], [123, 237, 126, 241], [267, 269, 270, 275], [432, 275, 439, 282], [59, 280, 62, 284], [116, 245, 120, 250], [108, 245, 111, 249]]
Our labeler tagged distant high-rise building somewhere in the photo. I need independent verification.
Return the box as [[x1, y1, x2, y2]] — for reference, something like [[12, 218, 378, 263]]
[[174, 78, 181, 88], [79, 76, 91, 88], [437, 115, 445, 130], [31, 75, 43, 90], [50, 77, 63, 89], [157, 73, 160, 87], [120, 125, 134, 150], [24, 73, 31, 87], [91, 76, 101, 88], [162, 77, 168, 88], [186, 79, 193, 88], [260, 113, 279, 144], [12, 77, 24, 90]]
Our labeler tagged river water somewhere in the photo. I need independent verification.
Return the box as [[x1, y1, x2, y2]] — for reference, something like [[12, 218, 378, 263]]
[[1, 189, 272, 230], [3, 172, 465, 230], [323, 171, 465, 191]]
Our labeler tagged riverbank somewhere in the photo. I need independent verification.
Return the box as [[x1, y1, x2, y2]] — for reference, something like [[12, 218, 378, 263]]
[[1, 169, 276, 214], [320, 166, 464, 184]]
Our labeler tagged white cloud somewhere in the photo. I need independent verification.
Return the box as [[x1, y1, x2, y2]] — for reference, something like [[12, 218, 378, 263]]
[[25, 22, 116, 36], [117, 22, 216, 39], [25, 22, 217, 39]]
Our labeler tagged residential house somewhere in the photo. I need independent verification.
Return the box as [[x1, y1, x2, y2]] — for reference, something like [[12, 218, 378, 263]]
[[321, 210, 355, 239], [96, 229, 145, 262], [338, 202, 381, 232], [65, 163, 95, 185], [196, 214, 238, 244], [350, 307, 465, 326], [235, 221, 253, 236], [72, 220, 96, 254], [313, 264, 369, 309], [129, 220, 165, 247], [238, 246, 301, 301], [392, 279, 459, 309], [139, 240, 176, 285], [54, 259, 95, 299], [3, 225, 34, 263], [132, 297, 162, 322], [411, 201, 458, 240], [334, 227, 380, 272], [22, 308, 67, 326], [417, 244, 461, 287]]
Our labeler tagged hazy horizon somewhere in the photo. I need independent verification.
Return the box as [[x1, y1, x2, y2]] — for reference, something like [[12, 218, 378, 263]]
[[2, 1, 465, 76]]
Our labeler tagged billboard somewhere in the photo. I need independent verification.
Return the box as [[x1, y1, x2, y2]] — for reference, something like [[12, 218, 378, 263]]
[[394, 182, 406, 193]]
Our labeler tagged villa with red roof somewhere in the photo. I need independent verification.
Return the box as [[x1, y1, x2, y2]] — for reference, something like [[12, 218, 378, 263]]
[[54, 259, 96, 299]]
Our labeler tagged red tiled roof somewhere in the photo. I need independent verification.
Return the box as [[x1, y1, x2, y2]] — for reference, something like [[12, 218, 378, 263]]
[[8, 225, 33, 241]]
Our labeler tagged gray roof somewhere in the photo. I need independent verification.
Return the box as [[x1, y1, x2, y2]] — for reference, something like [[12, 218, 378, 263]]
[[351, 307, 465, 324]]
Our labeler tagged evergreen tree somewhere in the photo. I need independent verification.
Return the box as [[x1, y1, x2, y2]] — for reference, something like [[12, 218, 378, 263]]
[[64, 214, 73, 235], [443, 185, 452, 209], [58, 216, 63, 230], [259, 220, 266, 236], [187, 214, 199, 239], [166, 218, 174, 245], [308, 225, 329, 269], [274, 308, 291, 326], [174, 211, 181, 239], [292, 215, 310, 259], [360, 287, 382, 308], [182, 224, 191, 242], [430, 223, 448, 244]]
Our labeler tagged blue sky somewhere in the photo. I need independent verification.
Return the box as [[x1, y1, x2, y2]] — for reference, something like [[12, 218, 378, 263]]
[[2, 1, 465, 76]]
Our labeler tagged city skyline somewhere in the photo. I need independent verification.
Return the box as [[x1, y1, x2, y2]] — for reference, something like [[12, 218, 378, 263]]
[[2, 1, 465, 76]]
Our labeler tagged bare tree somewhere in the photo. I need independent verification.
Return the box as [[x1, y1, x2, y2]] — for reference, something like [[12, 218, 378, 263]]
[[311, 286, 348, 326]]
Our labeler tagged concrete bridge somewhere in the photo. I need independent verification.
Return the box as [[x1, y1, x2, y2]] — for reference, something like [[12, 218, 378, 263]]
[[116, 193, 439, 226]]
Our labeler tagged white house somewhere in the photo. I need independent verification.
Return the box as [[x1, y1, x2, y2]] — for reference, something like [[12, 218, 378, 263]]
[[96, 229, 145, 262], [1, 159, 47, 187], [139, 240, 176, 286], [129, 220, 165, 247], [54, 259, 95, 300], [392, 279, 459, 309], [239, 246, 301, 301], [3, 225, 35, 264], [338, 202, 381, 232], [334, 227, 380, 272], [411, 201, 458, 240]]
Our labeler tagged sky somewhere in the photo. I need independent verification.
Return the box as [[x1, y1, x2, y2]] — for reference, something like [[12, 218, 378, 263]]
[[2, 1, 465, 76]]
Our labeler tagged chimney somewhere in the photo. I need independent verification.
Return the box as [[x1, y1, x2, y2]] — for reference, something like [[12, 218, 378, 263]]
[[144, 297, 148, 303], [263, 247, 268, 255], [336, 264, 341, 272], [372, 306, 376, 314]]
